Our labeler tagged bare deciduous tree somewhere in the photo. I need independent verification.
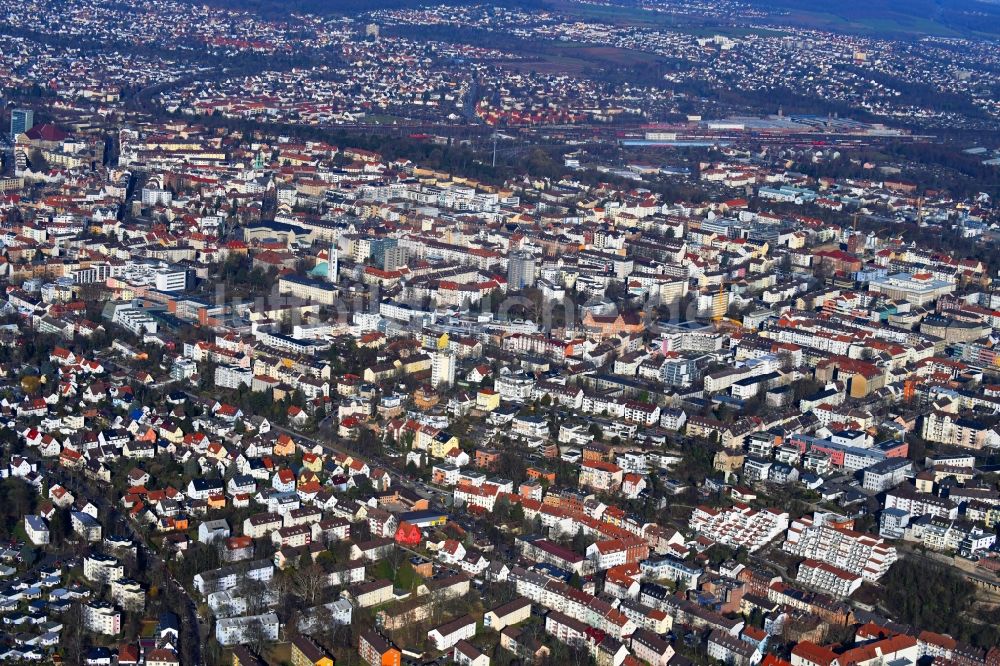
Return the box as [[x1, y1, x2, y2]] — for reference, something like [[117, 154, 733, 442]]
[[244, 618, 269, 655], [293, 562, 327, 605]]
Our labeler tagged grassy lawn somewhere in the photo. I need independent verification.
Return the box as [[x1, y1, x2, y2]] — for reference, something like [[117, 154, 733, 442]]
[[265, 642, 292, 666], [140, 619, 159, 638], [12, 522, 28, 545], [365, 114, 408, 125], [373, 559, 423, 591]]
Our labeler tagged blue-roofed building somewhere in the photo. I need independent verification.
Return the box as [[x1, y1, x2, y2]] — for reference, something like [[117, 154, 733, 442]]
[[159, 611, 180, 639], [84, 647, 113, 666]]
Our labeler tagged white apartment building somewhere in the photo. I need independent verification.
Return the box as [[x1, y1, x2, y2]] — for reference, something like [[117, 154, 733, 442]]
[[215, 613, 280, 646], [298, 599, 353, 634], [141, 187, 173, 207], [428, 616, 477, 651], [640, 557, 702, 591], [113, 305, 158, 335], [510, 567, 635, 640], [74, 262, 122, 284], [586, 541, 627, 571], [171, 357, 198, 380], [208, 588, 280, 618], [243, 513, 283, 539], [868, 272, 955, 306], [630, 628, 675, 666], [921, 411, 988, 450], [578, 461, 623, 492], [545, 610, 588, 647], [688, 504, 789, 552], [861, 458, 911, 493], [907, 518, 996, 556], [783, 513, 896, 581], [154, 267, 189, 292], [795, 559, 862, 597], [194, 560, 274, 596], [24, 515, 49, 545], [703, 355, 781, 393], [215, 364, 253, 389], [110, 578, 146, 612], [884, 487, 958, 520], [495, 370, 535, 402], [84, 554, 124, 585], [278, 275, 338, 306], [431, 352, 456, 389], [120, 261, 188, 292], [83, 601, 122, 635]]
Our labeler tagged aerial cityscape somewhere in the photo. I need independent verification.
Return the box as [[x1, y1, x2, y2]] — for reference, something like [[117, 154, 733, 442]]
[[1, 0, 1000, 665]]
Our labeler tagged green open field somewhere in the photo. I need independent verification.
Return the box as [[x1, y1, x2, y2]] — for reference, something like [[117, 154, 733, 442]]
[[496, 42, 666, 75]]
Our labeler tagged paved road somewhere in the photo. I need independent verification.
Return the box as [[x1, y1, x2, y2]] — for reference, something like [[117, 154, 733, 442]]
[[0, 135, 14, 177], [179, 392, 442, 507], [0, 550, 67, 591], [44, 466, 204, 666], [268, 420, 451, 508]]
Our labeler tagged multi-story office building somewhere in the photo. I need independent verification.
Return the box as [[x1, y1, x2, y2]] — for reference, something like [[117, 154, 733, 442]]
[[10, 109, 33, 139]]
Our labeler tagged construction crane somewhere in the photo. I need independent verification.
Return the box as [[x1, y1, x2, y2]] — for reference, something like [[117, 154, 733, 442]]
[[711, 280, 741, 327]]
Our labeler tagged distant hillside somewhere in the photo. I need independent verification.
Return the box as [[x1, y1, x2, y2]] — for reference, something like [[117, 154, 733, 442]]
[[747, 0, 1000, 38], [185, 0, 1000, 39], [193, 0, 546, 18]]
